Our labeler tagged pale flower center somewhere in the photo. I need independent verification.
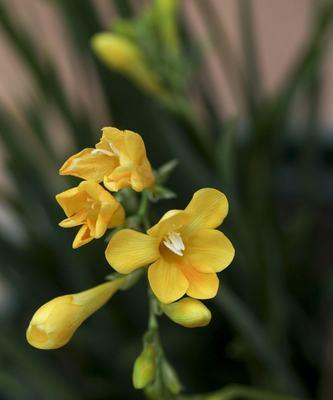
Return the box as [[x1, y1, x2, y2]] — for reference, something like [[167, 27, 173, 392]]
[[163, 232, 185, 256]]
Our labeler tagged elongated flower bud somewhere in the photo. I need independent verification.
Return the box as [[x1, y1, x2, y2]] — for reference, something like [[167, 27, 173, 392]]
[[161, 298, 211, 328], [132, 344, 156, 389], [26, 279, 124, 350], [91, 33, 163, 96]]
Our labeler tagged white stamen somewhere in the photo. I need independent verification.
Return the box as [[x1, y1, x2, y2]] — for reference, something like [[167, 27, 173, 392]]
[[163, 232, 185, 256]]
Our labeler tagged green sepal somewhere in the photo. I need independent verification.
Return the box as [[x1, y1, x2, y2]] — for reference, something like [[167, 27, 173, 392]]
[[154, 159, 178, 185], [148, 185, 177, 203]]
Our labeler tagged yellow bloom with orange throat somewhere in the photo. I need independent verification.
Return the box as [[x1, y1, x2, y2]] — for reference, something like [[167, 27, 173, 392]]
[[56, 180, 125, 248], [106, 188, 235, 304], [59, 127, 155, 192], [26, 279, 124, 350]]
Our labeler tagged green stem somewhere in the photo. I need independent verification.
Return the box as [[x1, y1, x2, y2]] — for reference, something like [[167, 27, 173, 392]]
[[138, 190, 151, 230], [183, 384, 304, 400], [144, 289, 183, 399], [148, 288, 159, 333]]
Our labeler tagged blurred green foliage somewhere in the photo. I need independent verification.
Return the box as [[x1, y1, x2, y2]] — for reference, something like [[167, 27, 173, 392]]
[[0, 0, 333, 399]]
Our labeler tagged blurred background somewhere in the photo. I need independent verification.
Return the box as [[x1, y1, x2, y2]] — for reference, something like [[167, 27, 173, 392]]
[[0, 0, 332, 399]]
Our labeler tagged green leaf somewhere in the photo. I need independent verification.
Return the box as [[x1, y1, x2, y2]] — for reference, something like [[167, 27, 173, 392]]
[[155, 159, 178, 185]]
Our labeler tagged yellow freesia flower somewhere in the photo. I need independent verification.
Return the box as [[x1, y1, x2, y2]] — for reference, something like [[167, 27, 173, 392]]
[[105, 188, 235, 304], [26, 279, 124, 350], [59, 127, 155, 192], [56, 180, 125, 248]]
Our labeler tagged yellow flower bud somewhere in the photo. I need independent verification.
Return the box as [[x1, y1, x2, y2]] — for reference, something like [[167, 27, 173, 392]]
[[26, 279, 124, 350], [161, 298, 211, 328], [132, 344, 156, 389], [91, 33, 163, 96]]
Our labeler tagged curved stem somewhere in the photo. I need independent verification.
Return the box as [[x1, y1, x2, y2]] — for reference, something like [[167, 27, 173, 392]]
[[183, 384, 304, 400]]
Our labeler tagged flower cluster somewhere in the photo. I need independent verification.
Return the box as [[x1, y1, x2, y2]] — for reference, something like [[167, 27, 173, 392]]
[[26, 127, 234, 373]]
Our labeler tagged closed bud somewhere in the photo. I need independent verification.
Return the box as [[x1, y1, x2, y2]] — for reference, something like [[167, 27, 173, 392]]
[[132, 344, 156, 389], [91, 33, 163, 96], [26, 279, 124, 350], [161, 297, 211, 328]]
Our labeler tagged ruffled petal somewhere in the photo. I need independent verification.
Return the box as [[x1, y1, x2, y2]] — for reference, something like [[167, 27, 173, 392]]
[[182, 188, 229, 235], [59, 148, 118, 182], [180, 263, 219, 299], [185, 229, 235, 273], [148, 258, 189, 304], [105, 229, 159, 273]]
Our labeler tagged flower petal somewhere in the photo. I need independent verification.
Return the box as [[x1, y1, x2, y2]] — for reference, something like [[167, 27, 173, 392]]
[[107, 205, 125, 228], [148, 258, 189, 304], [59, 148, 118, 182], [79, 180, 105, 200], [104, 166, 131, 192], [95, 200, 124, 238], [182, 188, 229, 235], [147, 210, 189, 239], [180, 263, 219, 299], [73, 225, 94, 249], [185, 229, 235, 273], [105, 229, 159, 273], [55, 187, 86, 218], [123, 130, 146, 164], [131, 163, 154, 192], [59, 209, 88, 228]]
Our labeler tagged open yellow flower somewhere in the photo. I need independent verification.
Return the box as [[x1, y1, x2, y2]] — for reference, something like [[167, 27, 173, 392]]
[[56, 180, 125, 248], [105, 188, 235, 304], [26, 279, 124, 350], [59, 127, 155, 192]]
